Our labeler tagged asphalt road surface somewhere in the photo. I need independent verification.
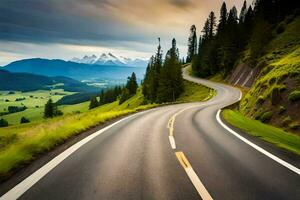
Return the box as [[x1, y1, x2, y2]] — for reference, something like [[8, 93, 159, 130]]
[[1, 67, 299, 200]]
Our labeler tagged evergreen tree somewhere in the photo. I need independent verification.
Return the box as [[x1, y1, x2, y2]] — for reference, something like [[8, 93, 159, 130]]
[[44, 99, 62, 118], [218, 2, 228, 32], [201, 19, 210, 40], [142, 59, 153, 99], [190, 0, 298, 79], [89, 97, 99, 110], [157, 39, 184, 102], [44, 99, 54, 118], [239, 0, 247, 23], [126, 72, 138, 95], [142, 38, 163, 102], [186, 25, 197, 62], [208, 11, 217, 39]]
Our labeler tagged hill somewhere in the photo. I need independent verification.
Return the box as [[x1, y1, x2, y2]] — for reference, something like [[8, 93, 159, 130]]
[[3, 58, 146, 81], [240, 16, 300, 134], [0, 69, 97, 92]]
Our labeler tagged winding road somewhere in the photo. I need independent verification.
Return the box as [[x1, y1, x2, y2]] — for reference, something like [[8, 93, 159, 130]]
[[1, 67, 299, 200]]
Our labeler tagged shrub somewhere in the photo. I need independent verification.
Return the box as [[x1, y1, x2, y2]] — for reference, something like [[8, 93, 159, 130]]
[[8, 106, 27, 113], [288, 90, 300, 102], [260, 111, 273, 122], [20, 117, 30, 124], [254, 109, 265, 120], [0, 119, 8, 127]]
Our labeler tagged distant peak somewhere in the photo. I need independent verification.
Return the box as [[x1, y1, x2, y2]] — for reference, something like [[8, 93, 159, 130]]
[[108, 52, 117, 58]]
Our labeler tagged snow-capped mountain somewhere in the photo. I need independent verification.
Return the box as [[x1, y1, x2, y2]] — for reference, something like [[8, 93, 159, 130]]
[[70, 53, 147, 67], [71, 55, 97, 64]]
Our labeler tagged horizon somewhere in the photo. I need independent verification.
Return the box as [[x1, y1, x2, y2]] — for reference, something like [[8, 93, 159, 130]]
[[0, 0, 252, 66]]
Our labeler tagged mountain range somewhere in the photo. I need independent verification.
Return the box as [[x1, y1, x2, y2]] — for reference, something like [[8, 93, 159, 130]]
[[70, 53, 148, 67], [0, 69, 97, 92], [2, 58, 146, 81]]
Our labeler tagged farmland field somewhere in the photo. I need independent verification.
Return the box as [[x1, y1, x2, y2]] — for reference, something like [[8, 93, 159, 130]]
[[0, 89, 76, 124]]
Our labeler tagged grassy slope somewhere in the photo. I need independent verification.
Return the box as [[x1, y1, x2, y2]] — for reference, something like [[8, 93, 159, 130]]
[[177, 80, 215, 102], [0, 89, 74, 124], [239, 16, 300, 133], [0, 80, 213, 178], [223, 109, 300, 155]]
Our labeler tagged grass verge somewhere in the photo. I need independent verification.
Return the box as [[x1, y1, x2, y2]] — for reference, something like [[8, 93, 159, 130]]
[[222, 109, 300, 155]]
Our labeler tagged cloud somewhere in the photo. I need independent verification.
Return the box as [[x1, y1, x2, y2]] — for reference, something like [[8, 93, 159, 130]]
[[0, 0, 252, 65]]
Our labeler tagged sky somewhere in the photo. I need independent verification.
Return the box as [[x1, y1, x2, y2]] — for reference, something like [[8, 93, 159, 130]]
[[0, 0, 253, 66]]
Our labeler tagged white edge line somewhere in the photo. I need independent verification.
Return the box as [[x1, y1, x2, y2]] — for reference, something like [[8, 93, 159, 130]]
[[0, 111, 148, 200], [185, 168, 213, 200], [168, 136, 176, 149], [216, 109, 300, 175], [238, 91, 242, 101]]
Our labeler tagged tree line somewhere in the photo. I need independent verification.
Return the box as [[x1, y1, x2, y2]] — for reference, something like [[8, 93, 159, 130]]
[[142, 38, 184, 103], [89, 72, 138, 109], [188, 0, 299, 78]]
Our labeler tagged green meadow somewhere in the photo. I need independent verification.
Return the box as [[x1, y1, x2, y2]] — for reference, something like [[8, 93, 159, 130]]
[[0, 90, 74, 124]]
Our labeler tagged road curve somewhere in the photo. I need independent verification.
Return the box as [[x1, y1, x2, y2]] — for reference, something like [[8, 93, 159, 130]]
[[1, 67, 299, 200]]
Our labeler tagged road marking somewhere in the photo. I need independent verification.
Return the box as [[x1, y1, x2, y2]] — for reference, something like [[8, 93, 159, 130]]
[[175, 152, 213, 200], [169, 136, 176, 149], [167, 106, 199, 149], [216, 110, 300, 175], [238, 91, 242, 101], [0, 110, 149, 200]]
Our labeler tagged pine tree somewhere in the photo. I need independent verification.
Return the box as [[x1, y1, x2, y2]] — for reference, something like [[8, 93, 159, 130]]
[[187, 25, 197, 62], [44, 99, 54, 118], [44, 98, 62, 117], [157, 39, 183, 102], [208, 11, 216, 39], [142, 59, 152, 99], [148, 38, 163, 102], [239, 0, 247, 23], [218, 2, 228, 32], [126, 72, 138, 95], [89, 97, 99, 110], [202, 19, 210, 40]]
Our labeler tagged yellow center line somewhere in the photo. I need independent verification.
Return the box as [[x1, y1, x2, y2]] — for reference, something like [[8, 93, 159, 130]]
[[175, 151, 214, 200], [167, 106, 197, 149], [175, 151, 192, 169]]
